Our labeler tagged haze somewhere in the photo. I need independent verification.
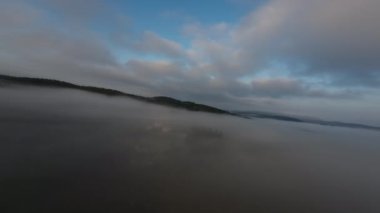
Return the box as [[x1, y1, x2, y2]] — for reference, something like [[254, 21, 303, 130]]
[[1, 0, 380, 212], [1, 0, 380, 124], [1, 86, 380, 212]]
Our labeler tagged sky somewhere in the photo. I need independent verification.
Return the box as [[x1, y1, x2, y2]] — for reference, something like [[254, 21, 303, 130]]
[[1, 0, 380, 125]]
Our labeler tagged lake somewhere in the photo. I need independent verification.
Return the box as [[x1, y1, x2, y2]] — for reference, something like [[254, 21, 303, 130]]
[[1, 86, 380, 213]]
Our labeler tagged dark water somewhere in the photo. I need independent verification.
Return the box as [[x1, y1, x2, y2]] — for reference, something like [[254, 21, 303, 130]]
[[1, 86, 380, 213]]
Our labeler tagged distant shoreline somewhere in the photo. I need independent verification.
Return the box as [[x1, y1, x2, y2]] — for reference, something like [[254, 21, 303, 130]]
[[1, 74, 379, 132]]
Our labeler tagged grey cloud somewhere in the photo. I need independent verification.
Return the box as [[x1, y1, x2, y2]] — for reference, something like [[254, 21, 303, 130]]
[[126, 59, 184, 81], [251, 78, 304, 97], [184, 37, 249, 81], [251, 78, 357, 98], [132, 32, 184, 58], [0, 0, 127, 87], [173, 0, 380, 106], [37, 0, 110, 24], [1, 0, 379, 118], [0, 0, 163, 97], [0, 0, 42, 29], [1, 29, 116, 70], [234, 0, 380, 86]]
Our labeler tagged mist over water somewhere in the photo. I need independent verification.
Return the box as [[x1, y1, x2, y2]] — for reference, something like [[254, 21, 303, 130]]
[[1, 86, 380, 213]]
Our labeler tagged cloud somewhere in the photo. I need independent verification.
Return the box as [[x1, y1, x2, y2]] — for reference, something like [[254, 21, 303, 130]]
[[126, 59, 183, 80], [0, 1, 43, 29], [233, 0, 380, 85], [1, 0, 379, 121], [0, 0, 125, 87], [131, 31, 184, 58], [251, 78, 304, 97], [1, 28, 116, 72], [37, 0, 110, 24], [164, 0, 380, 105], [251, 78, 356, 98]]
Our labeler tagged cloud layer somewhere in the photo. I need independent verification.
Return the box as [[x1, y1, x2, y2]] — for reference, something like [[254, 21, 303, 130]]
[[1, 0, 379, 123], [235, 0, 380, 84]]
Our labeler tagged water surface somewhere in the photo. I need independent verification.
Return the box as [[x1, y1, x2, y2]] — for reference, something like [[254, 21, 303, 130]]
[[1, 86, 380, 213]]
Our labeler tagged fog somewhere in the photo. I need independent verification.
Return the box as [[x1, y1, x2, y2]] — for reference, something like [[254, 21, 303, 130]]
[[1, 86, 380, 213]]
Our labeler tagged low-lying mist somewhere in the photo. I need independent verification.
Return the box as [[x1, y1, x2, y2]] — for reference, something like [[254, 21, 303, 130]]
[[1, 86, 380, 213]]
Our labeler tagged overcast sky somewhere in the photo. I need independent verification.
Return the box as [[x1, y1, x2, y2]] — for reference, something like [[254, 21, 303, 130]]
[[1, 0, 379, 125]]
